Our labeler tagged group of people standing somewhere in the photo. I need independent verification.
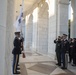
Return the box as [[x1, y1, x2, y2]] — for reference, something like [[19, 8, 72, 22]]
[[54, 34, 76, 69], [12, 31, 25, 74]]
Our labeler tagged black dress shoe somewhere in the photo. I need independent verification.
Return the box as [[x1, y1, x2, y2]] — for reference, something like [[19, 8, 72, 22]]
[[56, 63, 59, 65], [61, 67, 67, 69], [13, 71, 20, 74], [56, 63, 61, 66], [68, 61, 71, 63], [18, 64, 20, 66], [17, 67, 20, 70], [58, 64, 61, 66], [72, 64, 76, 66]]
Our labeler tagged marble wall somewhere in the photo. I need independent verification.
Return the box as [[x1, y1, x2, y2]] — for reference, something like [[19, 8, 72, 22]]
[[36, 1, 48, 54], [48, 0, 57, 58], [5, 0, 15, 75], [0, 0, 15, 75], [25, 0, 69, 59], [0, 0, 7, 75], [57, 0, 69, 36], [32, 8, 38, 51], [25, 14, 33, 50], [71, 0, 76, 38], [26, 1, 49, 54]]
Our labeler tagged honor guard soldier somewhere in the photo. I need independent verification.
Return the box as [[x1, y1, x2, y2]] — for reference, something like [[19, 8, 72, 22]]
[[12, 31, 21, 74], [20, 34, 24, 51]]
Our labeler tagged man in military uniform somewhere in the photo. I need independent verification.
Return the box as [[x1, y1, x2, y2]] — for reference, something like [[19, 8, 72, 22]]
[[68, 38, 74, 63], [72, 38, 76, 66], [20, 34, 24, 51], [12, 31, 21, 74], [54, 36, 61, 66], [61, 34, 69, 69]]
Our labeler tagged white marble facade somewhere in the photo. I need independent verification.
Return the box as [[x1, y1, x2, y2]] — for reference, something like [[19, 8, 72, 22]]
[[37, 1, 48, 54], [57, 0, 69, 36], [25, 14, 33, 51], [0, 0, 15, 75], [0, 0, 8, 75], [48, 0, 57, 57], [25, 0, 69, 58], [71, 0, 76, 38]]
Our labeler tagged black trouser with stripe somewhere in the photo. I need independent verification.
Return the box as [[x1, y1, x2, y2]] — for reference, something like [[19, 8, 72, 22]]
[[73, 53, 76, 65], [56, 51, 61, 66], [61, 52, 66, 68], [12, 54, 19, 74]]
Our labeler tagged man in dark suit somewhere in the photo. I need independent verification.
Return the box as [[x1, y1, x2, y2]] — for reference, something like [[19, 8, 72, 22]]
[[12, 32, 21, 74], [61, 34, 69, 69]]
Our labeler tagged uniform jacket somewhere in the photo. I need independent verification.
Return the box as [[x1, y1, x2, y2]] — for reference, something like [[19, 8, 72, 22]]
[[69, 42, 74, 55], [73, 41, 76, 54], [61, 39, 69, 53], [54, 39, 61, 52], [12, 37, 21, 54]]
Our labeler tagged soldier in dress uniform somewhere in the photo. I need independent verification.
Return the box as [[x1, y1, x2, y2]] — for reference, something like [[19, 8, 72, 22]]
[[61, 34, 69, 69], [20, 34, 24, 51], [12, 31, 21, 74], [72, 38, 76, 66], [68, 38, 74, 63], [54, 36, 61, 66]]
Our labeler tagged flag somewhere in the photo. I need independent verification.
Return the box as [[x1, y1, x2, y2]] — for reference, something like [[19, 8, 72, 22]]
[[15, 0, 24, 32]]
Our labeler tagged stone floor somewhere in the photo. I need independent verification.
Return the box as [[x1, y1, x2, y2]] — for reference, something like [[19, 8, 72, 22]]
[[19, 51, 76, 75]]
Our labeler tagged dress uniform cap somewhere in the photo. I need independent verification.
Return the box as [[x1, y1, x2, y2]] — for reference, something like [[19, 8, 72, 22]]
[[63, 34, 67, 36], [15, 32, 20, 35]]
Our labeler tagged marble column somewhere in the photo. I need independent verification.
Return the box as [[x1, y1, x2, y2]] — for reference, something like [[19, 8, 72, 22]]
[[32, 8, 38, 51], [25, 14, 33, 50], [71, 0, 76, 38], [0, 0, 7, 75], [0, 0, 15, 75], [20, 19, 26, 49], [37, 1, 48, 54], [5, 0, 15, 75], [48, 0, 57, 58], [57, 0, 69, 36]]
